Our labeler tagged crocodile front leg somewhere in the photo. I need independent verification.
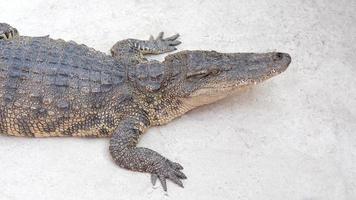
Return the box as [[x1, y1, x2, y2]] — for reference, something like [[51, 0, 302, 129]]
[[109, 112, 186, 192], [110, 32, 181, 64], [0, 23, 19, 40]]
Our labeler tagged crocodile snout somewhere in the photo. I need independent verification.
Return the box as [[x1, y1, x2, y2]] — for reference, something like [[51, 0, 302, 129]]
[[272, 52, 291, 73]]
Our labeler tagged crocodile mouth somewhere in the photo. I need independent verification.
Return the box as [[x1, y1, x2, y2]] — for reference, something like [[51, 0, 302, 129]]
[[189, 77, 272, 97], [190, 66, 285, 97], [185, 85, 242, 107], [186, 68, 284, 107]]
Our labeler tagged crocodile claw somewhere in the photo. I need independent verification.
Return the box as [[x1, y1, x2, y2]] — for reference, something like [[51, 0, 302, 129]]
[[148, 32, 181, 54], [150, 158, 186, 192]]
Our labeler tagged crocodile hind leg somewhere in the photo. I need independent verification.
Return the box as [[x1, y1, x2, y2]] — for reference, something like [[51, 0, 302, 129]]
[[110, 32, 181, 64], [0, 23, 19, 40], [109, 111, 186, 192]]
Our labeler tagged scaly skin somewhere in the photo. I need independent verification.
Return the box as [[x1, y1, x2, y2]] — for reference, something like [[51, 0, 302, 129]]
[[0, 23, 291, 192]]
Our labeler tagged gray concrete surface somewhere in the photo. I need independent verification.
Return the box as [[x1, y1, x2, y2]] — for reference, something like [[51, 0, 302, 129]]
[[0, 0, 355, 199]]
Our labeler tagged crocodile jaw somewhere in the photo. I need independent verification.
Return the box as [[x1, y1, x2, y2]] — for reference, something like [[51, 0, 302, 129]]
[[179, 52, 291, 108]]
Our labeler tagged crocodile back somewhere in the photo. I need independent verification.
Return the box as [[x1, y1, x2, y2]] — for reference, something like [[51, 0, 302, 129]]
[[0, 36, 127, 137]]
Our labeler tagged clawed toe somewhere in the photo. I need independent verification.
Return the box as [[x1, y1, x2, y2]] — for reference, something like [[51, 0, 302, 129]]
[[150, 159, 186, 192], [148, 32, 182, 54], [157, 32, 181, 44], [169, 161, 184, 170], [165, 33, 180, 41], [168, 40, 181, 46]]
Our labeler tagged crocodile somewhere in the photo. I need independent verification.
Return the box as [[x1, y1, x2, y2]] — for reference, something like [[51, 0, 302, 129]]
[[0, 22, 291, 191]]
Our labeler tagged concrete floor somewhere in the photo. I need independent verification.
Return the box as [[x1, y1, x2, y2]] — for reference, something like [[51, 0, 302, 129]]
[[0, 0, 355, 199]]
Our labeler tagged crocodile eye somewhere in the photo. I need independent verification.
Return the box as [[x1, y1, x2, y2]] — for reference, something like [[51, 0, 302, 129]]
[[186, 68, 221, 79], [186, 70, 209, 79]]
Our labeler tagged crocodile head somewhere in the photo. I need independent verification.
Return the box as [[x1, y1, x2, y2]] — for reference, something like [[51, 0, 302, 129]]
[[129, 50, 290, 124], [163, 50, 291, 108]]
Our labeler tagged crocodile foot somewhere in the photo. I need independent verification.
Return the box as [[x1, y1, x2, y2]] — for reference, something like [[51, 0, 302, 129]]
[[150, 158, 187, 192], [144, 32, 181, 54], [0, 23, 18, 40]]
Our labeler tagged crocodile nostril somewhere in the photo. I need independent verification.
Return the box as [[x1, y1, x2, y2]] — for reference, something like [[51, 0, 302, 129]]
[[273, 53, 284, 61]]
